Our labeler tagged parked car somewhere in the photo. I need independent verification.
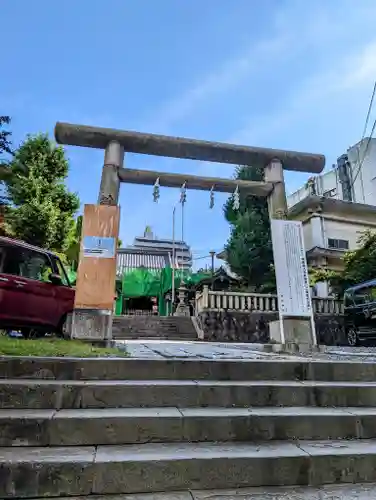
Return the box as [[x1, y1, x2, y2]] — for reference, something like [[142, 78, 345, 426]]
[[344, 278, 376, 346], [0, 236, 75, 337]]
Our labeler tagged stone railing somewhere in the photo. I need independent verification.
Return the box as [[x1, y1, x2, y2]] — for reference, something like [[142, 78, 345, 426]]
[[312, 297, 343, 315], [121, 310, 157, 316], [195, 286, 343, 315]]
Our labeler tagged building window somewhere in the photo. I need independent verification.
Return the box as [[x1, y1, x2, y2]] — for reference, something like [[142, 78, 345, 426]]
[[323, 188, 336, 198], [327, 238, 349, 250]]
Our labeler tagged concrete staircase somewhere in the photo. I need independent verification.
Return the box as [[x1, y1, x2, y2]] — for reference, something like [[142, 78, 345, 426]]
[[2, 356, 376, 497], [112, 315, 197, 340]]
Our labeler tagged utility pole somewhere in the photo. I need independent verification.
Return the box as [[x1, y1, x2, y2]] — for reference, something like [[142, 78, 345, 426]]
[[209, 250, 215, 290], [181, 200, 185, 243], [171, 206, 176, 313]]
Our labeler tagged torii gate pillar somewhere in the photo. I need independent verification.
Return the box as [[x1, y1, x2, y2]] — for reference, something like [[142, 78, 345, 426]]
[[265, 159, 288, 219], [70, 142, 123, 343], [265, 159, 316, 350]]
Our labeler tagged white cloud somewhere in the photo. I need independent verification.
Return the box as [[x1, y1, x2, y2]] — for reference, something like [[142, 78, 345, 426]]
[[145, 35, 292, 134], [146, 0, 376, 136], [230, 39, 376, 148]]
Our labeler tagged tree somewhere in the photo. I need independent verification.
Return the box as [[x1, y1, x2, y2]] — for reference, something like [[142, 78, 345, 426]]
[[311, 231, 376, 296], [0, 116, 12, 158], [223, 165, 275, 291], [0, 116, 13, 204], [65, 215, 83, 270], [4, 134, 80, 252]]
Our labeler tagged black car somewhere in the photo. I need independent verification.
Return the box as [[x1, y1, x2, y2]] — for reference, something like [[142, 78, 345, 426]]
[[344, 278, 376, 346]]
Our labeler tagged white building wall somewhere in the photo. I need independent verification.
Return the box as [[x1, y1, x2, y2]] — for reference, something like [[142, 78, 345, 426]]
[[323, 219, 364, 249], [315, 170, 339, 198], [302, 221, 313, 250], [288, 186, 310, 207], [302, 216, 368, 298], [301, 216, 371, 253], [302, 216, 325, 251], [310, 216, 325, 248], [287, 169, 339, 208], [347, 138, 376, 205], [288, 138, 376, 208]]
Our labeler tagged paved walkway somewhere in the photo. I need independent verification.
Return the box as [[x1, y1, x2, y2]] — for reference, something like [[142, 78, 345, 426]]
[[114, 339, 376, 362], [114, 340, 288, 359]]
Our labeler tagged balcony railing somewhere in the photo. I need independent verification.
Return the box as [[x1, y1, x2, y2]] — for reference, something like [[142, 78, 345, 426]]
[[195, 286, 343, 315]]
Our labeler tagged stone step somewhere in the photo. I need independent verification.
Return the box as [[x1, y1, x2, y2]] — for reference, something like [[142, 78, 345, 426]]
[[116, 337, 197, 341], [3, 406, 376, 447], [112, 317, 196, 340], [28, 483, 376, 500], [115, 330, 179, 335], [2, 356, 376, 381], [3, 379, 376, 409], [0, 379, 376, 409], [114, 333, 197, 340], [118, 328, 179, 332], [3, 439, 376, 497]]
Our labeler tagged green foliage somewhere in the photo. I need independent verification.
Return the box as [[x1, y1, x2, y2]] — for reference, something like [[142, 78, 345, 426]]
[[4, 134, 80, 252], [0, 116, 13, 205], [0, 116, 12, 158], [223, 165, 275, 292], [311, 231, 376, 296], [65, 215, 83, 270]]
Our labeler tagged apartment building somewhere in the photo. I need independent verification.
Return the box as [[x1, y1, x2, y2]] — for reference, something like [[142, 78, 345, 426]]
[[126, 226, 192, 270], [289, 195, 376, 296]]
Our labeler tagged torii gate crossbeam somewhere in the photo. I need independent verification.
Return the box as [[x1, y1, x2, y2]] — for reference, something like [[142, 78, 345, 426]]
[[55, 122, 325, 173]]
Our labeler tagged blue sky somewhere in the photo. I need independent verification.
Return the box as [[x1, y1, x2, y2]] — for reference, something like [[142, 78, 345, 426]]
[[2, 0, 376, 269]]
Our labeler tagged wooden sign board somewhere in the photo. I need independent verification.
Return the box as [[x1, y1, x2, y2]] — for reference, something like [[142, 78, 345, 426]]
[[74, 204, 120, 310]]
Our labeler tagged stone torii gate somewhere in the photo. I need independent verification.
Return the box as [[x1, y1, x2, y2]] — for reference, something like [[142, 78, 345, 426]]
[[55, 122, 325, 344]]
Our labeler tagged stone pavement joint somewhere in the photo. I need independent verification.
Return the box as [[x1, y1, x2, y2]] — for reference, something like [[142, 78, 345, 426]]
[[29, 483, 376, 499]]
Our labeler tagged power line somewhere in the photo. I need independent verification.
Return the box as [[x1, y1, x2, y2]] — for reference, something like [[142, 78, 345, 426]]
[[351, 118, 376, 191], [192, 254, 212, 261], [361, 82, 376, 140]]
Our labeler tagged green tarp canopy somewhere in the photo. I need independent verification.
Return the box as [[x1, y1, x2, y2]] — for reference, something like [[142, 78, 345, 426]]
[[121, 267, 210, 297], [121, 268, 162, 298], [65, 268, 77, 285], [120, 267, 211, 315]]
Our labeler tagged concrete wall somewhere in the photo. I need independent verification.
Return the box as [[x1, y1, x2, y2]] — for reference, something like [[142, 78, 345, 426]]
[[288, 138, 376, 207], [348, 138, 376, 205], [287, 170, 339, 208], [287, 185, 310, 208], [301, 215, 372, 253], [302, 221, 313, 250], [324, 219, 365, 249], [198, 310, 346, 346]]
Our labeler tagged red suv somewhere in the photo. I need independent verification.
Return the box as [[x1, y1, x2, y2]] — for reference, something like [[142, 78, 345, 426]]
[[0, 236, 75, 337]]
